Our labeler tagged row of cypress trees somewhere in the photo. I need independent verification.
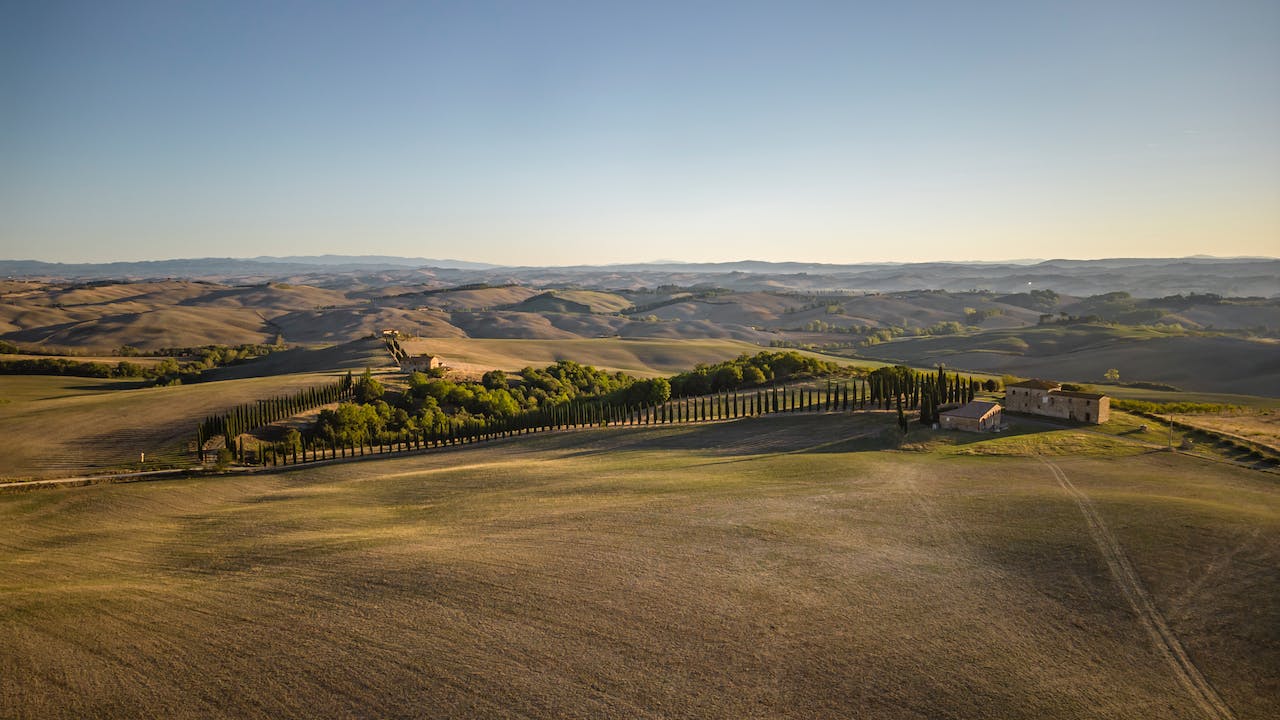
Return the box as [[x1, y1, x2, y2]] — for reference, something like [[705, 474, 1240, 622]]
[[866, 365, 978, 411], [224, 379, 887, 467], [210, 369, 985, 468], [195, 373, 354, 454]]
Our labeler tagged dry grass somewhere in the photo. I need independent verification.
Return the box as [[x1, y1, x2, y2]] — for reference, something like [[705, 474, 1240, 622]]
[[0, 375, 140, 404], [548, 289, 633, 313], [1, 415, 1275, 719], [1176, 412, 1280, 454], [399, 337, 785, 377], [0, 372, 345, 480], [0, 353, 169, 366], [863, 326, 1280, 397]]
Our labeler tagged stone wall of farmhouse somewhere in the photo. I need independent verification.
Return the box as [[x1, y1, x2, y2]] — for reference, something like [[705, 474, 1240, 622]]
[[1006, 387, 1109, 424]]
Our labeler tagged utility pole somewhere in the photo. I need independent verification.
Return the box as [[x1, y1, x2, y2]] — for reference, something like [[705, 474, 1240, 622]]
[[1168, 413, 1174, 450]]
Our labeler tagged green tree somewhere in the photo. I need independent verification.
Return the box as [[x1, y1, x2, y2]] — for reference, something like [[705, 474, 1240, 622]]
[[355, 368, 384, 403], [1104, 368, 1121, 383]]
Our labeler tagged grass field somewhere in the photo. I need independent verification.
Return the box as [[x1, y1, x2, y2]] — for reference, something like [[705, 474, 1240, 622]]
[[1176, 413, 1280, 454], [1101, 385, 1280, 411], [859, 325, 1280, 397], [0, 375, 144, 404], [1, 415, 1275, 719], [399, 337, 796, 377], [0, 353, 169, 366], [0, 372, 346, 480]]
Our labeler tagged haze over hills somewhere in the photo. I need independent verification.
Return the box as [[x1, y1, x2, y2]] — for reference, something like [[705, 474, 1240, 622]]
[[3, 262, 1278, 394], [3, 256, 1279, 298]]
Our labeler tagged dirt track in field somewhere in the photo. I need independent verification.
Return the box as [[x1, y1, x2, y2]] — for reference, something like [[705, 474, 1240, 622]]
[[1040, 457, 1236, 720], [2, 416, 1276, 719]]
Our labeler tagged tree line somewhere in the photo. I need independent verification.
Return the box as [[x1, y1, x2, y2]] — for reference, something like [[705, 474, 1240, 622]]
[[0, 356, 182, 380], [195, 351, 990, 467], [221, 378, 882, 467], [0, 342, 284, 385], [668, 351, 851, 396], [196, 373, 355, 458], [209, 362, 988, 468]]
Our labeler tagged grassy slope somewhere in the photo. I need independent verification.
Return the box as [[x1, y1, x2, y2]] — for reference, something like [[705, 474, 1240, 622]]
[[1101, 385, 1280, 411], [549, 289, 633, 313], [0, 337, 871, 478], [424, 286, 542, 310], [201, 338, 393, 381], [399, 337, 795, 377], [0, 415, 1275, 719], [861, 325, 1280, 397], [0, 372, 345, 479], [0, 375, 143, 404]]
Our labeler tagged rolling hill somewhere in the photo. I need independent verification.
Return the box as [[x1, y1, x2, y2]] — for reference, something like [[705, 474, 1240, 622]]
[[1, 278, 1275, 398], [1, 416, 1275, 718], [860, 325, 1280, 396]]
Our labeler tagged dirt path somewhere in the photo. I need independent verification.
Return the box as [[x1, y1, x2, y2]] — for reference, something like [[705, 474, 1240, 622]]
[[0, 468, 191, 493], [1039, 456, 1235, 720]]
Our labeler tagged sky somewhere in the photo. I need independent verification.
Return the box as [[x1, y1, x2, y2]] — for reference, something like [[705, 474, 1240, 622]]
[[1, 0, 1277, 265]]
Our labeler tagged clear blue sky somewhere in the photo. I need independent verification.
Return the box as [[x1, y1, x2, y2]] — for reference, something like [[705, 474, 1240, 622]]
[[2, 1, 1277, 265]]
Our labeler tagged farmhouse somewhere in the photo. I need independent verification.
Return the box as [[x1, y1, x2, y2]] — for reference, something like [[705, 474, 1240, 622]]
[[1005, 379, 1110, 424], [939, 401, 1003, 432], [401, 354, 444, 372]]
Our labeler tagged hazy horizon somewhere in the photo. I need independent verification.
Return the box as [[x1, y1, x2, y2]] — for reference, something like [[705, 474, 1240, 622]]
[[3, 2, 1277, 266], [4, 252, 1280, 269]]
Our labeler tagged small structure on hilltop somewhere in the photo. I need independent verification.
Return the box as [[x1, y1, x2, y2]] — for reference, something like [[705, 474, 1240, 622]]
[[939, 401, 1003, 432], [1005, 379, 1110, 424], [401, 353, 444, 372]]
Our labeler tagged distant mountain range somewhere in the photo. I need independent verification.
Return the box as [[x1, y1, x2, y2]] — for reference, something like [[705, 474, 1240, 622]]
[[248, 255, 498, 269], [2, 256, 1277, 298], [0, 255, 495, 278]]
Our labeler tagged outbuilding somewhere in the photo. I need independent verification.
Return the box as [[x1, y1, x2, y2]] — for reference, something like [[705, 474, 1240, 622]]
[[939, 401, 1003, 432]]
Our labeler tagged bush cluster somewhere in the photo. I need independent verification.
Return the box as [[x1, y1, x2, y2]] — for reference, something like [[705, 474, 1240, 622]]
[[668, 351, 847, 397]]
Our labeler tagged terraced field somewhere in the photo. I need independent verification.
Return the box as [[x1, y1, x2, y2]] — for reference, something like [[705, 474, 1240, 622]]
[[1, 415, 1275, 719]]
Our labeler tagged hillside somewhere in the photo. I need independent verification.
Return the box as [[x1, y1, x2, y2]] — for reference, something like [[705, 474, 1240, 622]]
[[859, 325, 1280, 396], [6, 256, 1278, 297], [1, 416, 1275, 718], [397, 337, 788, 377], [0, 372, 347, 479], [2, 281, 1275, 403]]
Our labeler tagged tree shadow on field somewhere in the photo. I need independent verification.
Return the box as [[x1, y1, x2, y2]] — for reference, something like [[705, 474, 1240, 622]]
[[66, 380, 151, 392], [551, 414, 895, 461]]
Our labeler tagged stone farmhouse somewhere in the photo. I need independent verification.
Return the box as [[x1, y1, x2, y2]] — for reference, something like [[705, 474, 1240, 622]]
[[1005, 379, 1110, 424], [401, 354, 444, 372], [939, 401, 1004, 432]]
